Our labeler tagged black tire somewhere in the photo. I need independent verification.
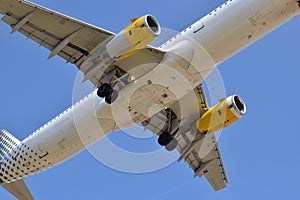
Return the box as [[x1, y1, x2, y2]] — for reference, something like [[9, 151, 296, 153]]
[[158, 132, 173, 146], [165, 139, 178, 151], [105, 90, 118, 104], [97, 83, 112, 98]]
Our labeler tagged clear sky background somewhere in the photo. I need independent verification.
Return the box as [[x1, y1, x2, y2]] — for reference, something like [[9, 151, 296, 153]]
[[1, 0, 300, 199]]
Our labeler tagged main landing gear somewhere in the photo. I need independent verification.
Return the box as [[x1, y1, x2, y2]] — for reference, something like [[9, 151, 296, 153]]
[[158, 131, 178, 151], [97, 83, 118, 104], [157, 109, 178, 151]]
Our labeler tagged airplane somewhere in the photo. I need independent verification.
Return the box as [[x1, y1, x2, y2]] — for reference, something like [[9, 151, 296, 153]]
[[0, 0, 299, 199]]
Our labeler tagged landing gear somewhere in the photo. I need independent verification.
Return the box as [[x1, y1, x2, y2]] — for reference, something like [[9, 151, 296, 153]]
[[97, 83, 112, 98], [165, 138, 178, 151], [105, 90, 118, 104], [157, 108, 179, 151], [97, 83, 118, 104], [158, 132, 173, 146], [158, 132, 178, 151]]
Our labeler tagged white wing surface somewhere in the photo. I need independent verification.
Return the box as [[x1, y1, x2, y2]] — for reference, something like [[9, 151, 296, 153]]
[[0, 0, 165, 88]]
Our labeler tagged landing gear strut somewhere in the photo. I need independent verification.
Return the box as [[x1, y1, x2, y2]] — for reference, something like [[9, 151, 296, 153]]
[[97, 83, 118, 104]]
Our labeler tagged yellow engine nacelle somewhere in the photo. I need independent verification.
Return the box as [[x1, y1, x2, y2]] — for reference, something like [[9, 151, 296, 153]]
[[106, 14, 161, 59], [197, 95, 246, 133], [81, 15, 161, 82]]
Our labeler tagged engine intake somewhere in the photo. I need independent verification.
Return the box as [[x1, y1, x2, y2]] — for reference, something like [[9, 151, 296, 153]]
[[227, 95, 246, 118], [145, 15, 160, 35]]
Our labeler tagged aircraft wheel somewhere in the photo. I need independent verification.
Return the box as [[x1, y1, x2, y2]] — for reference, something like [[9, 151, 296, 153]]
[[105, 90, 118, 104], [165, 139, 178, 151], [158, 132, 173, 146], [97, 83, 112, 98]]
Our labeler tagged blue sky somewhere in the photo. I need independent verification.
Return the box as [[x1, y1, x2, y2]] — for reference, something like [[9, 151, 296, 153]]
[[1, 0, 300, 199]]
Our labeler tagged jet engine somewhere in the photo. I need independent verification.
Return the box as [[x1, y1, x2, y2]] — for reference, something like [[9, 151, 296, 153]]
[[197, 95, 246, 133], [83, 14, 161, 82], [107, 14, 161, 59]]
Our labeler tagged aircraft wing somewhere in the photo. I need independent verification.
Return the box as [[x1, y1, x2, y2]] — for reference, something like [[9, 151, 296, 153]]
[[177, 132, 228, 191], [144, 111, 228, 191], [143, 87, 228, 191], [0, 0, 165, 88]]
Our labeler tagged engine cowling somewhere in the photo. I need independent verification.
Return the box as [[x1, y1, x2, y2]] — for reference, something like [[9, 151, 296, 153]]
[[106, 14, 161, 59], [82, 14, 161, 82], [197, 95, 246, 133]]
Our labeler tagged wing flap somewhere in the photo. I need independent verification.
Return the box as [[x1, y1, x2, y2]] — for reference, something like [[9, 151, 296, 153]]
[[178, 133, 228, 191], [0, 0, 113, 66], [2, 14, 82, 64], [203, 142, 228, 191]]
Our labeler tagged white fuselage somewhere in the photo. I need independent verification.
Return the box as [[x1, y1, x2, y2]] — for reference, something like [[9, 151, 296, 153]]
[[0, 0, 299, 184]]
